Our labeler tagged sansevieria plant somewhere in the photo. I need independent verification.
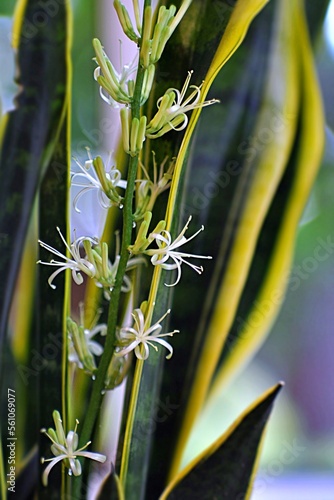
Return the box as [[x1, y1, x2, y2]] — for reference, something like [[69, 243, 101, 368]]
[[0, 0, 326, 498]]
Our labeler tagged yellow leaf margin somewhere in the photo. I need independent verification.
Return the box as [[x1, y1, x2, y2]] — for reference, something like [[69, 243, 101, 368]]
[[160, 382, 283, 499]]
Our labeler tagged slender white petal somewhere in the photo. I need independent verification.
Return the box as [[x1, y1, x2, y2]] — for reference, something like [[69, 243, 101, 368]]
[[41, 454, 68, 486], [76, 451, 108, 463]]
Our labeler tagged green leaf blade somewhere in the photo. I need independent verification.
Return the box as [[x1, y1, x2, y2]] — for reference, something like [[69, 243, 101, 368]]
[[161, 383, 283, 500], [0, 0, 69, 345]]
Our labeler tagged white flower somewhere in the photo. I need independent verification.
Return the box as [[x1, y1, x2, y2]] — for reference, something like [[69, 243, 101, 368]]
[[71, 148, 126, 212], [41, 410, 106, 486], [38, 229, 144, 296], [144, 216, 212, 286], [115, 307, 178, 360], [68, 302, 107, 373], [146, 71, 219, 138], [37, 228, 97, 288]]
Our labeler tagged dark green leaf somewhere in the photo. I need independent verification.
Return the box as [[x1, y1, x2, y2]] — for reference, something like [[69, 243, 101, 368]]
[[304, 0, 330, 42], [0, 0, 69, 347], [163, 383, 283, 500], [121, 2, 239, 498], [147, 2, 276, 494], [37, 118, 69, 499]]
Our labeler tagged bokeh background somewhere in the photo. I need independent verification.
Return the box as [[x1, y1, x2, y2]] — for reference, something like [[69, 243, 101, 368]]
[[1, 1, 333, 497]]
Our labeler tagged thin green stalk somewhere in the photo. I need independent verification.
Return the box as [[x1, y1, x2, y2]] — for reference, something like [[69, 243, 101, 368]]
[[118, 267, 162, 491], [72, 2, 151, 497], [119, 358, 144, 485], [76, 62, 145, 453], [114, 470, 126, 500]]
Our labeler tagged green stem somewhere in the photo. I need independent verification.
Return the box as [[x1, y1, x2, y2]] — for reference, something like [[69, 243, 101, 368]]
[[119, 358, 144, 485], [72, 2, 151, 497]]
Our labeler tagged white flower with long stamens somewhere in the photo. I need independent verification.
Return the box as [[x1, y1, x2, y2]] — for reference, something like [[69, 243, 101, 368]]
[[37, 228, 97, 289], [144, 216, 212, 286], [41, 410, 106, 486], [37, 227, 145, 300], [115, 307, 178, 360], [38, 229, 144, 297], [71, 148, 126, 212], [146, 71, 219, 139]]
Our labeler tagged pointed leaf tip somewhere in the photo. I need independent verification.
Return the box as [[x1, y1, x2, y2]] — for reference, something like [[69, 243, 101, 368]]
[[161, 382, 283, 500]]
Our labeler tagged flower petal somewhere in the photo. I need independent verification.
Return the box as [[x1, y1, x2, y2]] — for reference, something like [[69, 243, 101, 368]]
[[42, 454, 68, 486]]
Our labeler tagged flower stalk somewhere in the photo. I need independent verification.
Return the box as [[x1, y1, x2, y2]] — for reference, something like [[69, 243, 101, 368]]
[[72, 2, 153, 496], [39, 0, 215, 495]]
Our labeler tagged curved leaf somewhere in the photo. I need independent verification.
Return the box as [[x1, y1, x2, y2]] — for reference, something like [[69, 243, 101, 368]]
[[209, 0, 324, 403], [169, 0, 300, 478], [160, 383, 283, 500], [120, 1, 270, 497], [0, 0, 69, 347], [0, 0, 71, 497], [165, 0, 270, 227]]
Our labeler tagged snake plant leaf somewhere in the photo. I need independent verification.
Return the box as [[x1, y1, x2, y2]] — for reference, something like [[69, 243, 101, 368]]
[[0, 0, 70, 348], [120, 2, 270, 498], [14, 447, 38, 500], [304, 0, 331, 41], [160, 383, 283, 500], [167, 0, 324, 478], [209, 0, 324, 407], [164, 0, 270, 227], [0, 0, 72, 497], [37, 115, 71, 499], [95, 467, 125, 500], [156, 0, 292, 481]]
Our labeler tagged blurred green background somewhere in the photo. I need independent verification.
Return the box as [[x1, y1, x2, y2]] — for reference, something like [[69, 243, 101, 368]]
[[1, 0, 334, 495]]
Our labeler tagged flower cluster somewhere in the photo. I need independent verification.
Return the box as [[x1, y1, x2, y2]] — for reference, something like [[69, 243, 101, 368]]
[[37, 229, 96, 288], [41, 411, 106, 486], [134, 153, 175, 220], [112, 1, 193, 67], [93, 38, 137, 108], [37, 0, 218, 492], [38, 228, 143, 298]]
